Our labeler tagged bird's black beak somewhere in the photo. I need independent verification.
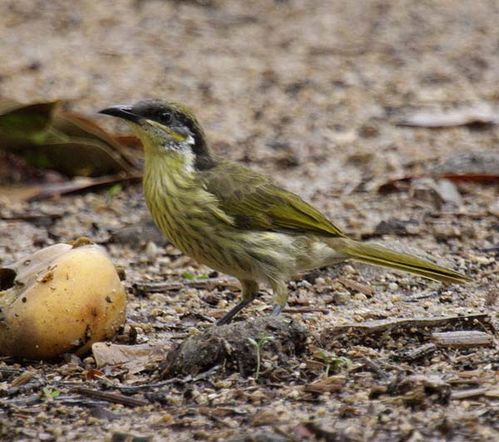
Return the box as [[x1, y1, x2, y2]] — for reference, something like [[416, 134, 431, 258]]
[[99, 105, 142, 124]]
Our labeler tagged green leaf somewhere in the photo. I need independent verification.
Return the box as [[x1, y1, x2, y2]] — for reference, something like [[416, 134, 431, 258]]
[[42, 386, 61, 400], [182, 271, 196, 280]]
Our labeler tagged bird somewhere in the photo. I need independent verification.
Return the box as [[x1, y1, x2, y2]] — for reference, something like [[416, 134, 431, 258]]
[[100, 99, 470, 325]]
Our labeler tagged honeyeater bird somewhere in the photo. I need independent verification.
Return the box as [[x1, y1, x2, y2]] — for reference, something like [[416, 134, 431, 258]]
[[100, 100, 470, 325]]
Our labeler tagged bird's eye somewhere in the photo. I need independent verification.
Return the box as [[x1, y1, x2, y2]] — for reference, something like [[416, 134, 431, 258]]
[[161, 112, 172, 124]]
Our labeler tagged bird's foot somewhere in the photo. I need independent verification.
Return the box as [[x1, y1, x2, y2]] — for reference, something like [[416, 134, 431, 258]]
[[216, 298, 253, 326], [270, 304, 283, 317]]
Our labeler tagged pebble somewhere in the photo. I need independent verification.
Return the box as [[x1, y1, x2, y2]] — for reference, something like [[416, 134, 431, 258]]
[[343, 265, 356, 275], [353, 293, 368, 302], [286, 389, 300, 400], [469, 255, 494, 265], [388, 282, 399, 291], [83, 356, 95, 366], [334, 291, 351, 305], [145, 241, 159, 260]]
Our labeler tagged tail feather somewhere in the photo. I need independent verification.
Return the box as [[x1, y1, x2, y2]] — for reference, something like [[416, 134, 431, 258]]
[[333, 239, 470, 284]]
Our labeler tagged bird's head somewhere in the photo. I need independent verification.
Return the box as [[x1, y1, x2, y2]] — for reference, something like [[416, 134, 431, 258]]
[[100, 99, 215, 170]]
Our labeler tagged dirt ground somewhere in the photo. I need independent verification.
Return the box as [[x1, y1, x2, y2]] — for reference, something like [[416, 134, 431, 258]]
[[0, 0, 498, 441]]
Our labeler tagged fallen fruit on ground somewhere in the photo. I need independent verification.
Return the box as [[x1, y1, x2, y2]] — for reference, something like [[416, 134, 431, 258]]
[[0, 241, 126, 359]]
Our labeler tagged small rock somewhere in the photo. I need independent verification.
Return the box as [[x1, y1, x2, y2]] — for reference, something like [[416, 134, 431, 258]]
[[353, 293, 368, 302], [145, 241, 159, 260], [333, 291, 351, 305], [432, 224, 462, 239], [410, 178, 462, 208], [374, 219, 420, 236]]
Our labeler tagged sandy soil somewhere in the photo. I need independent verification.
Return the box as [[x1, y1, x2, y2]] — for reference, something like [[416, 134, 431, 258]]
[[0, 1, 498, 441]]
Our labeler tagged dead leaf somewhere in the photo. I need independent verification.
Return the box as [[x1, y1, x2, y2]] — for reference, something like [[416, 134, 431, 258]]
[[0, 100, 58, 141], [410, 178, 462, 207], [92, 342, 165, 374], [0, 100, 140, 177]]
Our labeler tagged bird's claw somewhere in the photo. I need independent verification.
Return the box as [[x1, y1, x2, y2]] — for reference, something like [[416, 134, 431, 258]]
[[270, 304, 283, 317]]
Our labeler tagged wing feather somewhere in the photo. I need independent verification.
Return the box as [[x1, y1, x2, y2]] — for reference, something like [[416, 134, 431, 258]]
[[199, 161, 345, 237]]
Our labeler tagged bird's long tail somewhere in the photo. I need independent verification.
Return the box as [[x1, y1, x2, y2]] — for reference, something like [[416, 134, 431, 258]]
[[332, 238, 470, 284]]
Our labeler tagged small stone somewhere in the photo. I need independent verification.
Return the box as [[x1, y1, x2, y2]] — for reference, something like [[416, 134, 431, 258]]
[[343, 265, 356, 275], [334, 291, 351, 305], [83, 356, 95, 366], [145, 241, 159, 260], [149, 293, 169, 302], [469, 255, 493, 265], [433, 224, 462, 239], [353, 293, 368, 302]]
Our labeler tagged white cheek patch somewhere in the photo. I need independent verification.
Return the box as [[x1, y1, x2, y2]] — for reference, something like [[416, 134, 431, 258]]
[[137, 121, 197, 173], [163, 134, 195, 152]]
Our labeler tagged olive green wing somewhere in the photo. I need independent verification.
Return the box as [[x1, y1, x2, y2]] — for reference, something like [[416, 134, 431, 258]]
[[199, 161, 345, 237]]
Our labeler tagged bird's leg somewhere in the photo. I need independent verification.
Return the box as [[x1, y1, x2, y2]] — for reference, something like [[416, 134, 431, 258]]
[[270, 281, 288, 317], [216, 280, 258, 326]]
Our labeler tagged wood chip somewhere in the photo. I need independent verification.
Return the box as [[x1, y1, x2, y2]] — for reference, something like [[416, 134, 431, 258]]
[[303, 376, 346, 394], [402, 343, 437, 362]]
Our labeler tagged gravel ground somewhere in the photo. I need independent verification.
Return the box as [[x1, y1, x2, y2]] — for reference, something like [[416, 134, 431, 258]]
[[0, 1, 498, 441]]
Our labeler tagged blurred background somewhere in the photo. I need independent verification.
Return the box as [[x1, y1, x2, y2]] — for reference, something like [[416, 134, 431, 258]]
[[1, 0, 498, 194]]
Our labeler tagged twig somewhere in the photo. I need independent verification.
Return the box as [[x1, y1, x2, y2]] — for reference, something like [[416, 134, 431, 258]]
[[72, 387, 148, 407], [337, 276, 374, 297], [359, 357, 389, 379], [405, 290, 440, 302], [0, 213, 63, 223], [431, 331, 494, 349], [451, 387, 490, 400], [283, 307, 330, 314], [322, 313, 492, 337], [133, 277, 240, 294], [0, 367, 22, 376]]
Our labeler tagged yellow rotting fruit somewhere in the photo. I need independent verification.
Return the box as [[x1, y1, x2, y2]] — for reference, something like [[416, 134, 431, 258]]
[[0, 241, 126, 359]]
